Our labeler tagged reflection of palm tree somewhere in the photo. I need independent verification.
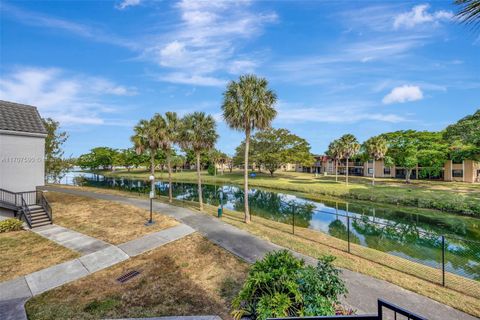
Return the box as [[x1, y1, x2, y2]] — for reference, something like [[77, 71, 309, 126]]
[[328, 219, 360, 243]]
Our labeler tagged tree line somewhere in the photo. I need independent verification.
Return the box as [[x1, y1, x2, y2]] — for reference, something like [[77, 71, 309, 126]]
[[327, 110, 480, 185]]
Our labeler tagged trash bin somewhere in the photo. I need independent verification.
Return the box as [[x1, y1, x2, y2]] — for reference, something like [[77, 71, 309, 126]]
[[217, 206, 223, 218]]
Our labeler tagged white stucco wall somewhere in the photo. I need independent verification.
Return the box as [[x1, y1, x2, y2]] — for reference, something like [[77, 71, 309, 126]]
[[0, 132, 45, 192]]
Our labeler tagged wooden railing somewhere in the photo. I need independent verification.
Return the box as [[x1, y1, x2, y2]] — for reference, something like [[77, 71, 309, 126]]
[[20, 196, 33, 228], [0, 188, 52, 227], [38, 191, 53, 222]]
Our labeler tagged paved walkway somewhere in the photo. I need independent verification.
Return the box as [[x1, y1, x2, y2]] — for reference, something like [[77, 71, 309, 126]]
[[0, 222, 195, 320], [42, 186, 477, 320]]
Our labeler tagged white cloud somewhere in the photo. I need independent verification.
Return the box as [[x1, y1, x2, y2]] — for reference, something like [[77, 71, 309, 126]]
[[146, 0, 277, 85], [156, 72, 226, 87], [275, 101, 407, 124], [0, 67, 136, 125], [382, 85, 423, 104], [1, 3, 137, 49], [393, 4, 453, 30], [116, 0, 141, 10]]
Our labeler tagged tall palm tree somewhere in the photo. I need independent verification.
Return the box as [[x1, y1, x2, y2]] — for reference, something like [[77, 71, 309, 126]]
[[363, 136, 388, 186], [222, 74, 277, 223], [327, 139, 343, 182], [163, 112, 179, 203], [339, 134, 360, 185], [178, 112, 218, 211], [455, 0, 480, 28], [131, 115, 166, 198]]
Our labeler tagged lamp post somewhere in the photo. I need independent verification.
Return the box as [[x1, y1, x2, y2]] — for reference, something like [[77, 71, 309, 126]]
[[218, 187, 224, 218], [146, 175, 155, 226]]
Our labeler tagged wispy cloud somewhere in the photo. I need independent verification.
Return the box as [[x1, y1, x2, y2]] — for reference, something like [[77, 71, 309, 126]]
[[115, 0, 141, 10], [1, 3, 137, 49], [145, 0, 277, 85], [382, 85, 423, 104], [0, 67, 136, 125], [393, 4, 453, 30], [275, 101, 408, 124]]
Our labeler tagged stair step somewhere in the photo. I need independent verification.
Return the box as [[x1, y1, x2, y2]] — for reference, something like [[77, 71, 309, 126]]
[[31, 221, 51, 228], [28, 205, 42, 210], [31, 215, 49, 221], [30, 210, 46, 215]]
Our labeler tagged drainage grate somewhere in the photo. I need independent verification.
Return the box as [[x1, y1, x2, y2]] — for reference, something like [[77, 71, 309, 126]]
[[116, 270, 140, 283]]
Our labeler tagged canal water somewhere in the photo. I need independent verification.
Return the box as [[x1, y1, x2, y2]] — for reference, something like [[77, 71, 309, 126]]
[[58, 171, 480, 281]]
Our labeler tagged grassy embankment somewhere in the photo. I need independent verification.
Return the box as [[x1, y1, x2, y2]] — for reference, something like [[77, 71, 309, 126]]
[[51, 185, 480, 317], [0, 230, 79, 281], [26, 233, 249, 320], [97, 169, 480, 216]]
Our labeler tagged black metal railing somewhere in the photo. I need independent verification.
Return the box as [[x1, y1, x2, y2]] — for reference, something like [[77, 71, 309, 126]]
[[38, 191, 53, 222], [0, 188, 52, 227], [268, 299, 426, 320], [19, 196, 33, 228]]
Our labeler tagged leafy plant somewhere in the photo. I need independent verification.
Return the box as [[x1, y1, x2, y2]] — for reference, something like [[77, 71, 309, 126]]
[[0, 218, 23, 233], [232, 250, 347, 320]]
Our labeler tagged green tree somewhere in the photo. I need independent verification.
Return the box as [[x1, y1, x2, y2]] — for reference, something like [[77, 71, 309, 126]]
[[113, 148, 137, 171], [222, 74, 277, 223], [326, 139, 343, 182], [42, 118, 70, 182], [338, 134, 360, 185], [131, 114, 167, 197], [455, 0, 480, 28], [250, 128, 313, 176], [363, 136, 388, 185], [444, 109, 480, 148], [178, 112, 218, 211], [162, 112, 180, 203]]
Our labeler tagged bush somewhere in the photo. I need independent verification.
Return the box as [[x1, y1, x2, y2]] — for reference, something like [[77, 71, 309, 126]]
[[232, 250, 347, 320], [207, 164, 216, 176], [0, 218, 24, 233]]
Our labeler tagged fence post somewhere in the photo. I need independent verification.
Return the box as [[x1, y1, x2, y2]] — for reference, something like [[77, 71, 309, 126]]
[[442, 235, 445, 287], [347, 215, 351, 253], [292, 204, 295, 235]]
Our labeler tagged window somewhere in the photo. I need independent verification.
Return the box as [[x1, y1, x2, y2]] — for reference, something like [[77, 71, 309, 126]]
[[368, 168, 373, 174], [384, 167, 391, 175], [452, 170, 463, 178], [452, 159, 463, 164]]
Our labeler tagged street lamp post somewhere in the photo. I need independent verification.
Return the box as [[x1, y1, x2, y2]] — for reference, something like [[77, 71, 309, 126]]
[[146, 175, 155, 226], [218, 187, 224, 218]]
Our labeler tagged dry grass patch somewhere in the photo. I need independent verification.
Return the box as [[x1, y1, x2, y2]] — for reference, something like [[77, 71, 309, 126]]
[[0, 230, 79, 282], [46, 191, 178, 244], [47, 186, 480, 317], [25, 233, 249, 320]]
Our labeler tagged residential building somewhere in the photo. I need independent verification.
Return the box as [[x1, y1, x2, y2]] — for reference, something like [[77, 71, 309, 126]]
[[0, 100, 47, 192], [297, 155, 480, 183]]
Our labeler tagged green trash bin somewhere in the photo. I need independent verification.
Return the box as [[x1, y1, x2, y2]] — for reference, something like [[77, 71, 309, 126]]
[[217, 206, 223, 218]]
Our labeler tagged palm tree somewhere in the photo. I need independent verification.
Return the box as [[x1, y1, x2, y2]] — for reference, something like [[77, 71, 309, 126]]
[[163, 112, 179, 203], [338, 134, 360, 185], [131, 115, 166, 199], [363, 136, 388, 186], [178, 112, 218, 211], [327, 139, 343, 182], [455, 0, 480, 28], [222, 74, 277, 223]]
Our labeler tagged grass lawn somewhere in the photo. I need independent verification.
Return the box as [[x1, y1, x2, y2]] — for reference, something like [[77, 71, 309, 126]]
[[0, 230, 79, 282], [45, 191, 178, 245], [50, 186, 480, 317], [25, 233, 249, 320], [97, 169, 480, 216]]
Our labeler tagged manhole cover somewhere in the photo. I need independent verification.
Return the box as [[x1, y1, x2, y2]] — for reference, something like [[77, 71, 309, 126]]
[[117, 270, 140, 283]]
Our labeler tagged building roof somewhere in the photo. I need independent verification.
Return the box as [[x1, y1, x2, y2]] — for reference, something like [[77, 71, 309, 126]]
[[0, 100, 47, 135]]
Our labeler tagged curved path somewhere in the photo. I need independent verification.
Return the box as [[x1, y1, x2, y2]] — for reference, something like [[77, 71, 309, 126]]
[[41, 186, 477, 320]]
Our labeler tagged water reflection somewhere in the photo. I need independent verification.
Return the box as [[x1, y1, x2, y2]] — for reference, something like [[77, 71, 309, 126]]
[[62, 171, 480, 280]]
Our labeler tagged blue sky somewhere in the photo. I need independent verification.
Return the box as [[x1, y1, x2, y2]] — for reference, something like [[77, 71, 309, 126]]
[[1, 0, 479, 157]]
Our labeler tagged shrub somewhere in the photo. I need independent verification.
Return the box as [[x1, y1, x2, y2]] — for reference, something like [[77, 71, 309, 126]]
[[0, 218, 23, 233], [232, 250, 347, 320], [207, 164, 216, 176]]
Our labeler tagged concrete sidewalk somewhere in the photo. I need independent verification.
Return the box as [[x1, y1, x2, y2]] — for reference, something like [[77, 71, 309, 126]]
[[0, 223, 195, 320], [43, 186, 478, 320]]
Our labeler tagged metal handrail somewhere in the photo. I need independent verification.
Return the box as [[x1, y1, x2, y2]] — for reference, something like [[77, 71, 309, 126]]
[[20, 196, 32, 228], [38, 191, 53, 222], [267, 299, 427, 320]]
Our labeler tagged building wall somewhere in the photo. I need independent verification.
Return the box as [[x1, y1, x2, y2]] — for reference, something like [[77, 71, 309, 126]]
[[0, 133, 45, 192]]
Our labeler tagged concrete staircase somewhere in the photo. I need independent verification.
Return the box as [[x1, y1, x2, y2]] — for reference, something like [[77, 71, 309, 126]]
[[28, 205, 52, 228]]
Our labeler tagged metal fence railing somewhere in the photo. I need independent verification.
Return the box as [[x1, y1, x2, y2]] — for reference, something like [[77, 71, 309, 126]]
[[54, 175, 480, 298]]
